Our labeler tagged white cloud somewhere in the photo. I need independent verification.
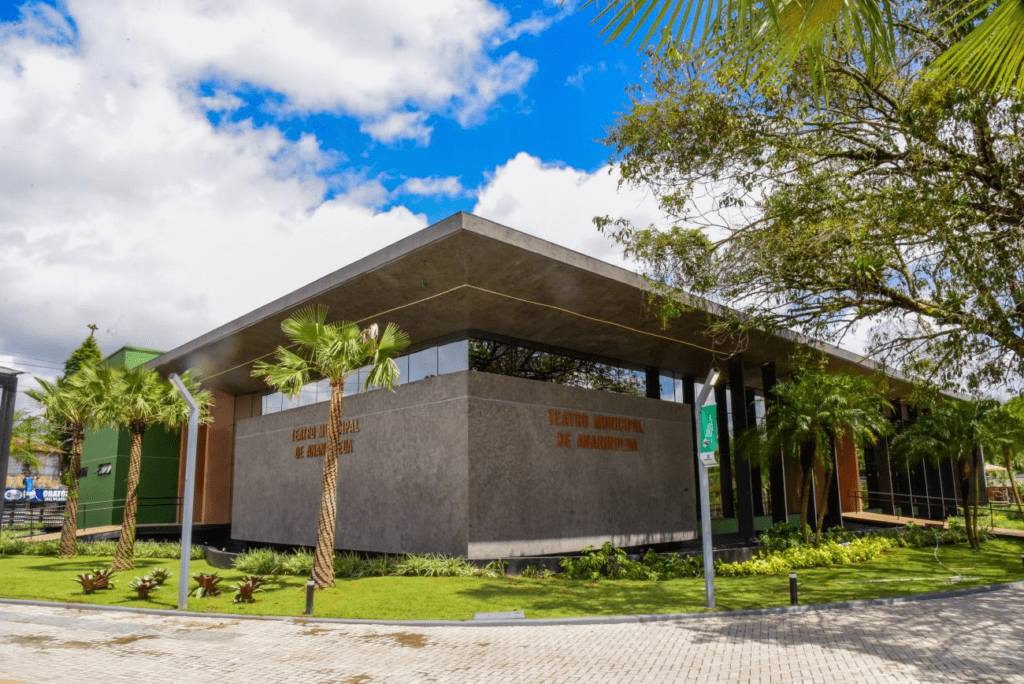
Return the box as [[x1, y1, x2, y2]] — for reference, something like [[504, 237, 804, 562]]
[[397, 176, 465, 198], [565, 62, 605, 91], [472, 152, 667, 267], [64, 0, 542, 139], [0, 7, 430, 373], [360, 111, 432, 145]]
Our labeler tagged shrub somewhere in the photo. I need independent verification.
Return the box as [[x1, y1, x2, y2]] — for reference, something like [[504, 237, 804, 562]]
[[393, 554, 477, 577], [190, 572, 222, 598], [362, 554, 397, 577], [232, 548, 284, 575], [477, 559, 508, 578], [281, 549, 314, 576], [758, 522, 803, 554], [129, 576, 160, 599], [333, 552, 363, 578], [560, 542, 653, 580]]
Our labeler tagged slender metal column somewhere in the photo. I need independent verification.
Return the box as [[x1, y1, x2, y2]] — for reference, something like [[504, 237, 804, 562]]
[[169, 374, 199, 611], [714, 384, 734, 519], [823, 437, 843, 529], [745, 387, 764, 518], [761, 362, 788, 523], [728, 357, 755, 539], [0, 369, 22, 530], [683, 376, 700, 520]]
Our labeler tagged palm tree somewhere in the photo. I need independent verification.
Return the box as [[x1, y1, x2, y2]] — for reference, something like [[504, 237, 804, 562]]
[[986, 398, 1024, 522], [252, 305, 409, 589], [746, 368, 893, 545], [890, 399, 999, 549], [106, 367, 212, 571], [26, 364, 115, 557], [586, 0, 1024, 98]]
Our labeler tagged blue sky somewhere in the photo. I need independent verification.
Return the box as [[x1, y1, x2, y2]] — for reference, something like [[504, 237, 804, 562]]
[[0, 0, 672, 405]]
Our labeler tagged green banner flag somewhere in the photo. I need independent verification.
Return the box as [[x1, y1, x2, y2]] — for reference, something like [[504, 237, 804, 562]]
[[699, 405, 718, 454]]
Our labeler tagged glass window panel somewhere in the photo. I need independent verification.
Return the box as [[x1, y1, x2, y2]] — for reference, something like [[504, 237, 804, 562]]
[[316, 379, 331, 403], [659, 374, 676, 402], [438, 340, 469, 375], [408, 347, 438, 383], [262, 392, 282, 415], [343, 372, 360, 397], [393, 355, 409, 386], [299, 381, 318, 407], [282, 393, 301, 411]]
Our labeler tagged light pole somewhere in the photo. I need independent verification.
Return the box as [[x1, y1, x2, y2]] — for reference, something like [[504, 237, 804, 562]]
[[0, 367, 24, 530], [693, 367, 721, 609]]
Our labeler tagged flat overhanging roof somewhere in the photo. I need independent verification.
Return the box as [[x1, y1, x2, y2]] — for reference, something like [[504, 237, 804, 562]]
[[151, 212, 923, 397]]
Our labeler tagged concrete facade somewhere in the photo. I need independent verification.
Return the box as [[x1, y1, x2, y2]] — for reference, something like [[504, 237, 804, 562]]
[[233, 371, 693, 558]]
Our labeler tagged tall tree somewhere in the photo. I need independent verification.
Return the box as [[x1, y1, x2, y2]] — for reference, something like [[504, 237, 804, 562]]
[[26, 365, 114, 557], [600, 5, 1024, 393], [8, 411, 54, 481], [50, 328, 104, 477], [106, 367, 211, 571], [890, 399, 998, 548], [252, 306, 409, 589], [585, 0, 1024, 99], [989, 397, 1024, 521], [745, 368, 892, 545]]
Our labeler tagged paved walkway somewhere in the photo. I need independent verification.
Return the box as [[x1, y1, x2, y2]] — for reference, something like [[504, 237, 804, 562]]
[[2, 586, 1023, 683]]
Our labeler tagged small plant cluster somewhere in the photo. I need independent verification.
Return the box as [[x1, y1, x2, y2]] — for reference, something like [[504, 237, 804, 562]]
[[190, 572, 223, 598], [72, 567, 116, 594], [714, 537, 899, 577], [233, 575, 267, 603], [231, 548, 507, 579], [128, 567, 172, 599], [1, 534, 202, 559], [559, 543, 704, 581]]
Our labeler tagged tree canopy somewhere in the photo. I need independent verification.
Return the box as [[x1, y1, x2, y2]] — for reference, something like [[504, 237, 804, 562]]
[[600, 5, 1024, 392], [585, 0, 1024, 99]]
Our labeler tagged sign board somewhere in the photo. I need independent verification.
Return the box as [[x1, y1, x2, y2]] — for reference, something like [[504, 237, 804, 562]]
[[3, 488, 67, 503], [699, 404, 718, 466]]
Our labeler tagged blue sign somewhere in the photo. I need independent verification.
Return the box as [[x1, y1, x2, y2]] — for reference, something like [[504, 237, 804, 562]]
[[3, 488, 67, 503]]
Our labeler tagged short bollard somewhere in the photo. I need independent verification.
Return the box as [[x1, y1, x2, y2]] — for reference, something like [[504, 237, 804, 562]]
[[304, 579, 315, 615], [789, 573, 798, 606]]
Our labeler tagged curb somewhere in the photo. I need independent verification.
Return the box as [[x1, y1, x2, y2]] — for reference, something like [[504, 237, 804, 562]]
[[2, 580, 1023, 628]]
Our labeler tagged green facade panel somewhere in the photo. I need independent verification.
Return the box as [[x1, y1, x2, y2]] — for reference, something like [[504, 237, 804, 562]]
[[75, 346, 181, 529]]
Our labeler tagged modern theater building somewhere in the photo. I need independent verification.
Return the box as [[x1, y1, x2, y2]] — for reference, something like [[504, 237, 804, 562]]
[[148, 212, 968, 559]]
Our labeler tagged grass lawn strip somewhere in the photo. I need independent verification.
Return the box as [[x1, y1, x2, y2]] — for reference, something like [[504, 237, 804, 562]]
[[1, 539, 1022, 621]]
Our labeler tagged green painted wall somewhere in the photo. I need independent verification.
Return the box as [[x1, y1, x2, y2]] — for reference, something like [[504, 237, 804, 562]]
[[76, 346, 181, 528]]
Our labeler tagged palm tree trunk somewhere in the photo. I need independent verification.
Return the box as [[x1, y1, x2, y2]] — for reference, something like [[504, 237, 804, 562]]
[[1004, 448, 1024, 522], [311, 384, 344, 590], [814, 465, 833, 548], [957, 456, 977, 550], [58, 427, 84, 558], [112, 428, 145, 570], [799, 465, 812, 544]]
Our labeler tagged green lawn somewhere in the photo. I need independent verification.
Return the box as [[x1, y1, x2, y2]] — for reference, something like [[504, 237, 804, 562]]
[[2, 539, 1022, 621]]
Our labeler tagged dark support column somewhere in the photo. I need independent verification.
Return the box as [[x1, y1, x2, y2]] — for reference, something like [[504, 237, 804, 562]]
[[744, 388, 765, 518], [863, 443, 881, 509], [0, 371, 20, 530], [728, 357, 755, 539], [890, 400, 915, 517], [761, 362, 788, 523], [875, 436, 897, 515], [800, 440, 817, 531], [943, 458, 960, 516], [925, 461, 944, 520], [714, 384, 734, 519], [645, 368, 661, 399], [823, 437, 844, 529], [683, 375, 700, 520]]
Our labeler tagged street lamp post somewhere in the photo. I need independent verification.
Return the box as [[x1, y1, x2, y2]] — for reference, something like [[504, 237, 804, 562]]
[[0, 367, 24, 530]]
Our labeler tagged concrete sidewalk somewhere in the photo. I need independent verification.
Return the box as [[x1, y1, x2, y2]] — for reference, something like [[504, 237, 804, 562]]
[[2, 585, 1022, 683]]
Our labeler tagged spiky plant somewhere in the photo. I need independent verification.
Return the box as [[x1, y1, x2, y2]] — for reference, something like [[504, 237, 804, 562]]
[[252, 305, 409, 590]]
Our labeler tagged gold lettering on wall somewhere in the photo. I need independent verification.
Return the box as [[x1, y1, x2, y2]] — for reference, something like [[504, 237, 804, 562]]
[[291, 420, 359, 460], [548, 409, 644, 451]]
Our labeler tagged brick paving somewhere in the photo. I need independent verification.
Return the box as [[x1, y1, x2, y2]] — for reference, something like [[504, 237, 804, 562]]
[[2, 586, 1022, 683]]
